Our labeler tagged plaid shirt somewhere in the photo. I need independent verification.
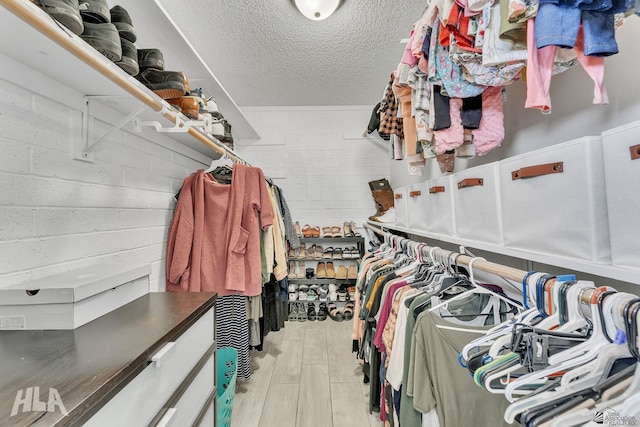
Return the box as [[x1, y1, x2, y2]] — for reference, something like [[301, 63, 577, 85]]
[[378, 75, 404, 139]]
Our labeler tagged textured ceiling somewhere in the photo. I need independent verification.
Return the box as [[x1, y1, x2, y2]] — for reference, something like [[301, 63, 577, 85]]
[[156, 0, 426, 107]]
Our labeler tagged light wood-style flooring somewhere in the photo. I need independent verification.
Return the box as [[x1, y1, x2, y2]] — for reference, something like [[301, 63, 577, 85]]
[[231, 317, 381, 427]]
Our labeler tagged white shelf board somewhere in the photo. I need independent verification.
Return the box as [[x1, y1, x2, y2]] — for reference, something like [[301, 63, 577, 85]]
[[0, 0, 258, 158], [366, 221, 640, 285]]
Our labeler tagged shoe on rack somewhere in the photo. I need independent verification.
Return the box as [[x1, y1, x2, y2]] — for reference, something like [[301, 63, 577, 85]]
[[115, 37, 139, 76], [109, 5, 136, 42], [315, 245, 323, 260], [288, 261, 296, 280], [137, 48, 165, 71], [209, 118, 225, 140], [322, 226, 332, 238], [332, 248, 343, 260], [167, 96, 200, 120], [326, 262, 336, 279], [336, 266, 348, 280], [331, 226, 342, 237], [349, 221, 362, 237], [323, 247, 333, 259], [343, 221, 354, 237], [347, 265, 357, 280], [317, 302, 328, 321], [288, 291, 298, 301], [222, 120, 233, 145], [78, 0, 110, 23], [297, 303, 307, 322], [297, 261, 306, 279], [298, 243, 306, 259], [307, 244, 317, 259], [295, 221, 303, 238], [80, 21, 121, 62], [35, 0, 84, 35], [307, 303, 317, 321], [136, 68, 186, 100], [316, 262, 327, 279]]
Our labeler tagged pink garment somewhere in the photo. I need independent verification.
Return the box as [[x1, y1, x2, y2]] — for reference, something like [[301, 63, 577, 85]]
[[434, 97, 464, 154], [166, 166, 275, 296], [373, 281, 407, 353], [472, 86, 505, 155], [401, 28, 418, 66], [526, 20, 608, 112]]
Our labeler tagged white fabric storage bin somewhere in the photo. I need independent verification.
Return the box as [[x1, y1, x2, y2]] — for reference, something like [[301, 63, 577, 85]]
[[406, 182, 429, 233], [602, 121, 640, 269], [453, 163, 503, 245], [426, 175, 456, 237], [394, 187, 408, 228], [499, 136, 610, 262]]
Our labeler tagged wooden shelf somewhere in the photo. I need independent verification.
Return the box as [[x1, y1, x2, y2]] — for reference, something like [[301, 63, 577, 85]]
[[0, 0, 259, 159]]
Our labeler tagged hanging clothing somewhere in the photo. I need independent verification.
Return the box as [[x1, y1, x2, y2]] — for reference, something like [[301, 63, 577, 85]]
[[216, 294, 251, 380], [166, 165, 275, 296]]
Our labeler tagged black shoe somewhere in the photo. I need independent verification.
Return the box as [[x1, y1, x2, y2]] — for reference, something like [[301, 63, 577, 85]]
[[136, 68, 186, 99], [222, 120, 234, 146], [78, 0, 110, 23], [34, 0, 84, 35], [137, 48, 164, 71], [80, 21, 121, 62], [110, 5, 136, 43], [115, 37, 139, 76]]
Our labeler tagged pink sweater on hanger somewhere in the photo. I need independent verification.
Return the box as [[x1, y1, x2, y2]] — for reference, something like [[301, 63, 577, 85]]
[[166, 166, 275, 296]]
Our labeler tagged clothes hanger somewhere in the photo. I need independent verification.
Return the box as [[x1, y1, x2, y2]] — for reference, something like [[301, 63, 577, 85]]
[[504, 286, 610, 404], [204, 152, 234, 173]]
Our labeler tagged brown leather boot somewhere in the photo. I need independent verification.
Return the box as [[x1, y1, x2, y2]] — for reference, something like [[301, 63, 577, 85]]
[[368, 179, 394, 220]]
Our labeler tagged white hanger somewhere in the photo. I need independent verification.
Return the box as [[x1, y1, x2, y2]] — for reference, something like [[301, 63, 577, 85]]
[[205, 153, 234, 173]]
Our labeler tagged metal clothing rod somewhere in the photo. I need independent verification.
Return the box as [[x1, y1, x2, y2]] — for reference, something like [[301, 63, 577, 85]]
[[363, 222, 599, 304]]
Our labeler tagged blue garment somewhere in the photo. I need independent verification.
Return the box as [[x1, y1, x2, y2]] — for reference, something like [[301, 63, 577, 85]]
[[582, 11, 618, 56], [535, 3, 581, 49]]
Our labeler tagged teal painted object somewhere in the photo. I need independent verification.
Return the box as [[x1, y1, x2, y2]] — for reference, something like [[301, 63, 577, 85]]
[[217, 347, 238, 427]]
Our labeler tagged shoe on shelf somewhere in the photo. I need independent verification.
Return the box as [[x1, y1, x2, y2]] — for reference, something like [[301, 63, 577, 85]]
[[347, 286, 356, 300], [318, 288, 328, 302], [315, 245, 323, 260], [328, 303, 343, 322], [326, 262, 336, 279], [167, 96, 200, 120], [347, 265, 357, 280], [317, 302, 328, 321], [316, 262, 327, 279], [307, 303, 317, 321], [332, 248, 342, 260], [109, 5, 136, 42], [115, 37, 139, 76], [78, 0, 110, 24], [298, 243, 306, 259], [298, 286, 308, 301], [307, 289, 318, 301], [287, 261, 296, 280], [136, 68, 186, 100], [331, 226, 342, 237], [288, 283, 297, 293], [297, 261, 306, 279], [337, 289, 347, 302], [288, 246, 295, 259], [343, 221, 354, 237], [288, 304, 298, 321], [307, 244, 317, 259], [323, 247, 334, 259], [297, 303, 307, 322], [137, 48, 164, 71], [80, 21, 121, 62], [222, 120, 233, 146], [322, 226, 332, 238], [350, 221, 362, 237], [336, 266, 348, 280], [35, 0, 84, 35], [302, 224, 313, 238], [288, 291, 298, 301], [295, 221, 303, 238]]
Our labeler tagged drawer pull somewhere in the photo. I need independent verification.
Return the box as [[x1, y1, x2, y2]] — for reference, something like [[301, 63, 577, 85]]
[[631, 144, 640, 160], [409, 191, 422, 197], [155, 408, 177, 427], [395, 193, 403, 199], [429, 186, 445, 194], [457, 178, 484, 189], [152, 342, 176, 367], [511, 162, 563, 180]]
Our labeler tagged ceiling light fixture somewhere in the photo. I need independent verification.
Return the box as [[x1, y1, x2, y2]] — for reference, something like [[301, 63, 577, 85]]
[[293, 0, 342, 21]]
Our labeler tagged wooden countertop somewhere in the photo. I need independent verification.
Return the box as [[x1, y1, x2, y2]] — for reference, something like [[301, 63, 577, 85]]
[[0, 292, 216, 426]]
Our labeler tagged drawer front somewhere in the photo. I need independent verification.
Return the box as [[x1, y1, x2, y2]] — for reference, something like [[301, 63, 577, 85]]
[[426, 175, 456, 237], [499, 136, 610, 262], [406, 183, 429, 233], [196, 397, 215, 427], [453, 163, 502, 244], [393, 187, 408, 228], [85, 308, 214, 426], [602, 122, 640, 269], [154, 354, 214, 427]]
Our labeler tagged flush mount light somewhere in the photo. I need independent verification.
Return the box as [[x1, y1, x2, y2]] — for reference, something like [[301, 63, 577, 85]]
[[293, 0, 343, 20]]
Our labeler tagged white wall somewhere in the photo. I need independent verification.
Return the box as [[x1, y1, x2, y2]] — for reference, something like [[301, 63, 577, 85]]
[[390, 18, 640, 188], [235, 107, 390, 234], [0, 75, 211, 291]]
